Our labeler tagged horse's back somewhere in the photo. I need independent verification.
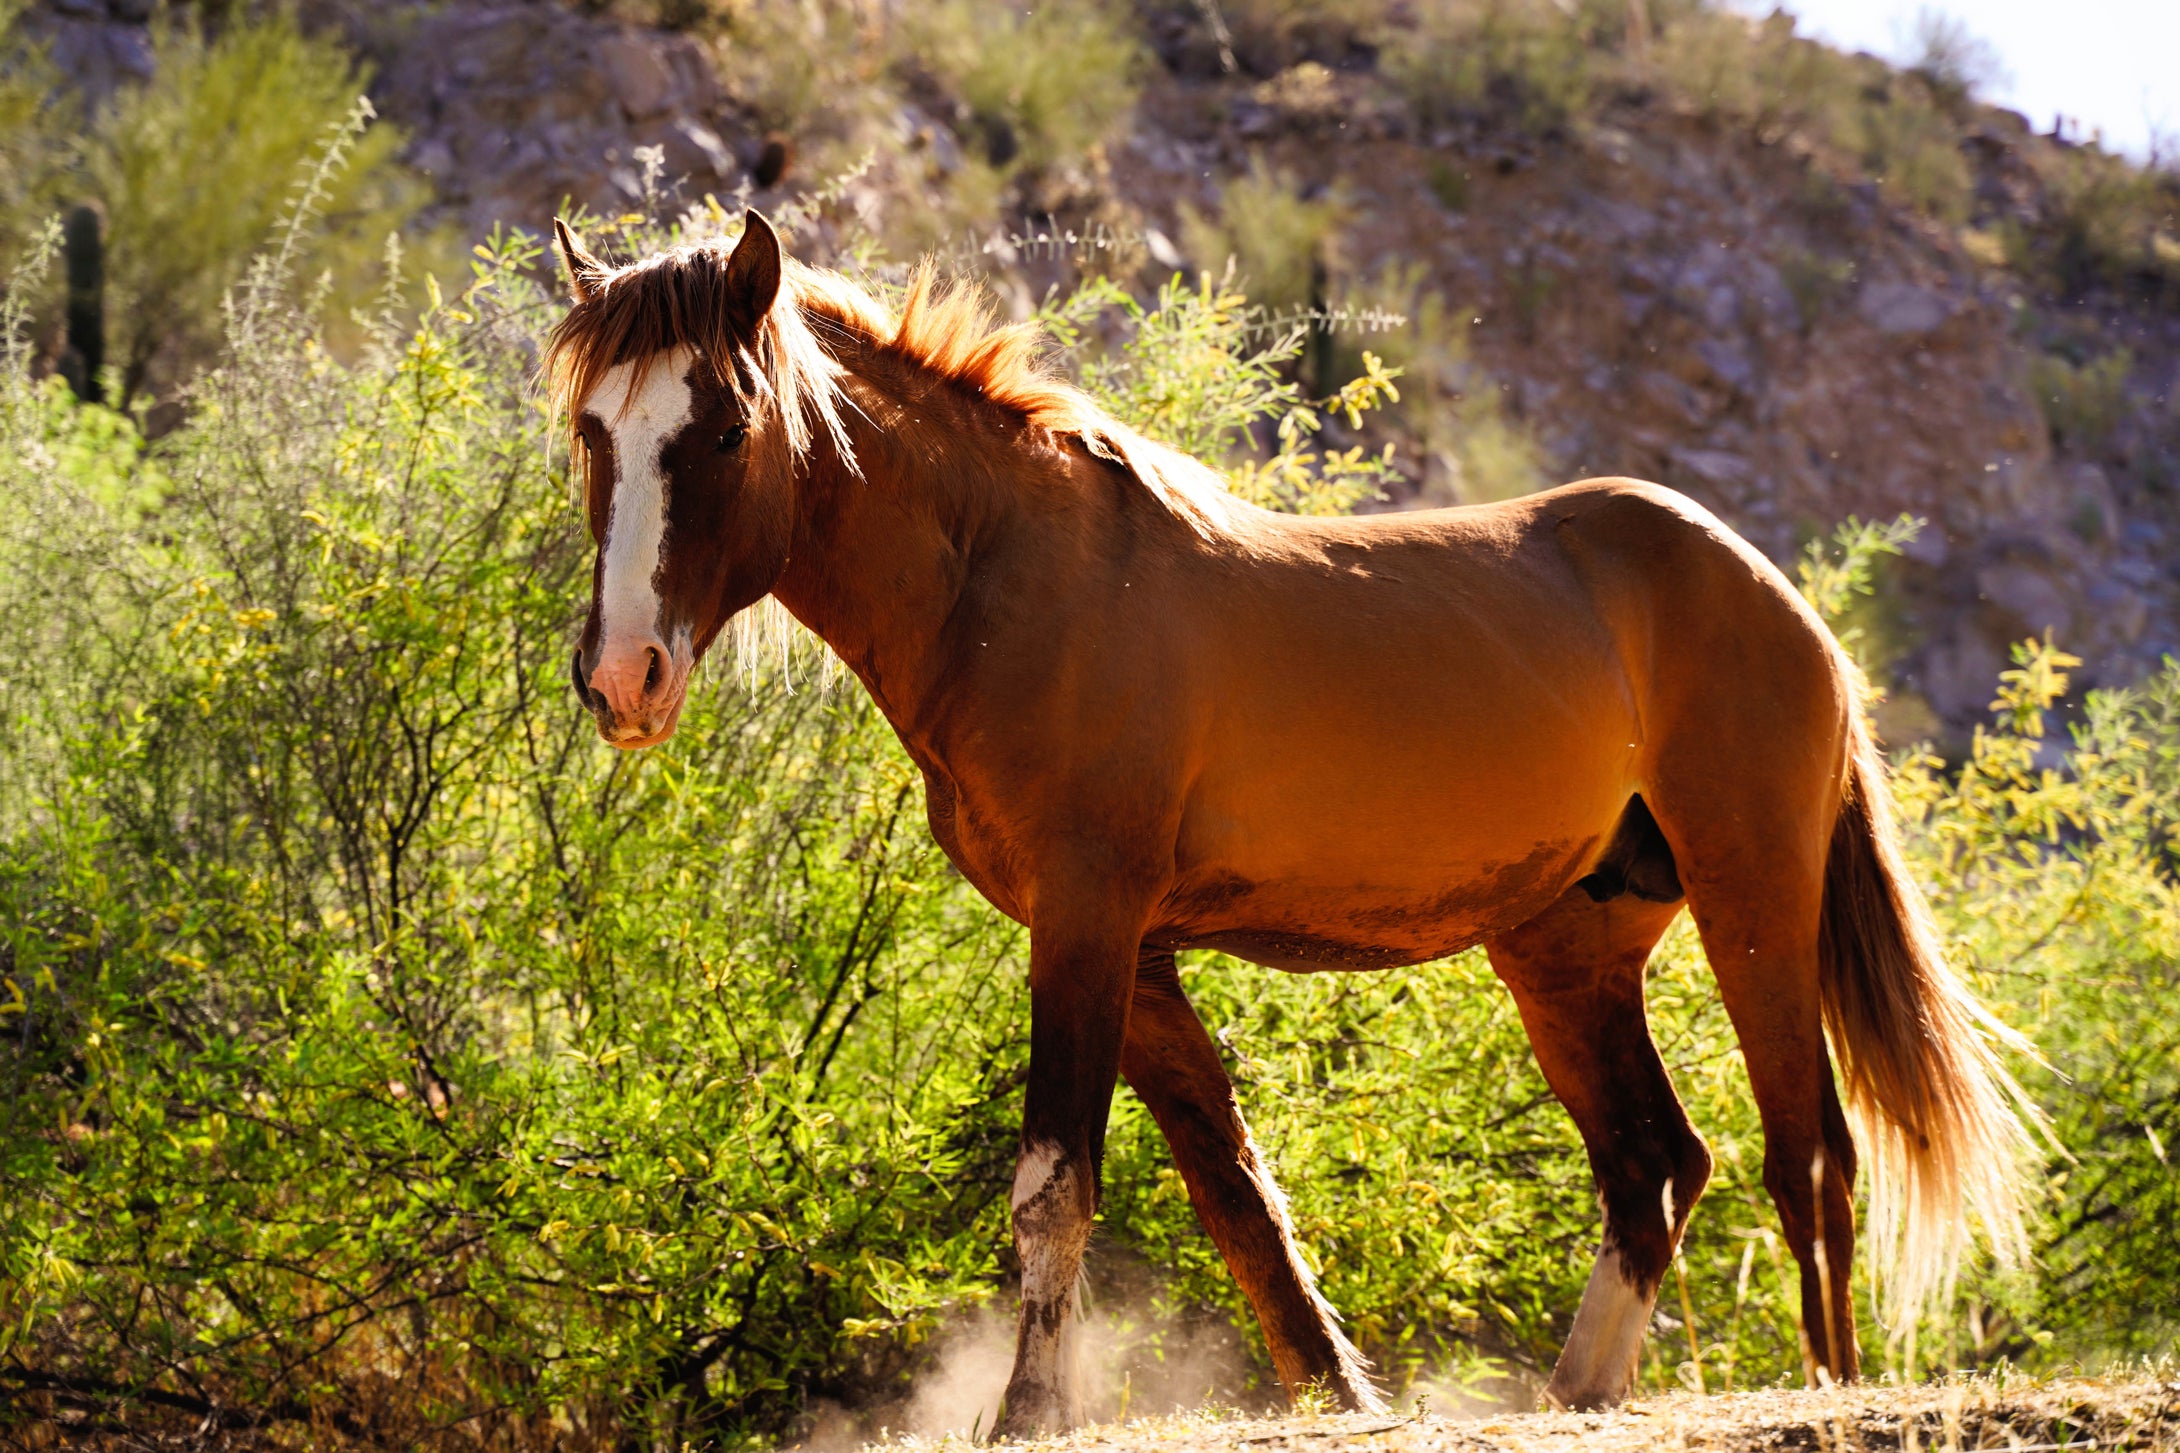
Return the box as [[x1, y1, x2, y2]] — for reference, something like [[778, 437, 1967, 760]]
[[1188, 474, 1798, 772], [1146, 477, 1843, 964]]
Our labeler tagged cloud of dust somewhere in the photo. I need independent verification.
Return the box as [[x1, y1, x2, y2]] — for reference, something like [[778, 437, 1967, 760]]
[[896, 1307, 1014, 1441], [789, 1246, 1537, 1450], [900, 1296, 1265, 1440], [883, 1305, 1544, 1441], [795, 1289, 1270, 1448], [1400, 1357, 1538, 1421]]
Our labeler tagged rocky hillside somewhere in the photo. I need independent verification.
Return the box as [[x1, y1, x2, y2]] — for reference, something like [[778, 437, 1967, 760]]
[[25, 0, 2180, 742]]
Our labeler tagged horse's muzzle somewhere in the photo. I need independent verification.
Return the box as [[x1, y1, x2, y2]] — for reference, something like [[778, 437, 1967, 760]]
[[572, 640, 687, 748]]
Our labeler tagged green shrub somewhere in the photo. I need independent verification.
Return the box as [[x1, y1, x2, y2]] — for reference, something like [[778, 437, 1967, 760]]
[[0, 0, 69, 270], [909, 0, 1144, 171], [2033, 150, 2180, 298], [65, 12, 423, 407], [701, 0, 874, 135], [1328, 264, 1548, 505], [1654, 8, 1972, 222], [1381, 0, 1598, 137], [1777, 247, 1857, 333], [1656, 7, 1881, 144], [1048, 269, 1400, 516], [1178, 159, 1348, 315], [1903, 8, 2005, 115], [0, 210, 1036, 1442], [1893, 640, 2180, 1366], [1196, 0, 1394, 75], [1647, 4, 2175, 268], [1852, 78, 1975, 224], [700, 0, 1139, 190], [2029, 348, 2134, 453]]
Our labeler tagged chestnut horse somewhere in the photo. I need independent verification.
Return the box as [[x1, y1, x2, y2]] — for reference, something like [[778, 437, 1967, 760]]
[[546, 213, 2032, 1433]]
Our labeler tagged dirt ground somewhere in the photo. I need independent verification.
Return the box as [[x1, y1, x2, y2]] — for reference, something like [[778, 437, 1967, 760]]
[[917, 1377, 2180, 1453]]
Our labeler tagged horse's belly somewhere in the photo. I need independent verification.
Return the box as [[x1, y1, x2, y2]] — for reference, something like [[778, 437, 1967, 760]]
[[1151, 831, 1594, 969], [1156, 715, 1630, 965]]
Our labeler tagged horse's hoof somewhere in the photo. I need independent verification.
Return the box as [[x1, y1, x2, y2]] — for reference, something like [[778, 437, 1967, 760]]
[[993, 1383, 1077, 1441], [1543, 1382, 1625, 1413]]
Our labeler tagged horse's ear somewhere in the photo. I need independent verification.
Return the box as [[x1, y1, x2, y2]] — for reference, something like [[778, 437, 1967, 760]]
[[555, 217, 607, 304], [724, 209, 783, 324]]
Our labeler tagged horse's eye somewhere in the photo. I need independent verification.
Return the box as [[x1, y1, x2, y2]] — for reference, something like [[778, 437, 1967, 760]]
[[717, 423, 748, 454]]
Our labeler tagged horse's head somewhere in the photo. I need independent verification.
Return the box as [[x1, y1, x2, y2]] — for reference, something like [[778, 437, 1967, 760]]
[[548, 212, 815, 748]]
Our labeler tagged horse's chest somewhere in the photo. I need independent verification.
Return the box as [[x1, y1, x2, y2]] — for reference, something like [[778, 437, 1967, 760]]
[[919, 767, 1032, 924]]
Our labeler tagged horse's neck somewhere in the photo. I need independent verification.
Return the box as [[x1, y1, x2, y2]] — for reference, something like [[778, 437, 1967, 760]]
[[769, 402, 1044, 734]]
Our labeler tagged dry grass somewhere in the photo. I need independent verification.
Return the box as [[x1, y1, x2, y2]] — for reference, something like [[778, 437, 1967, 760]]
[[869, 1376, 2180, 1453]]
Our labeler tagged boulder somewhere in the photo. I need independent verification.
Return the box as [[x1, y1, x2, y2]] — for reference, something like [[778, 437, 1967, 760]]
[[660, 118, 735, 185], [1856, 280, 1954, 336], [1977, 560, 2073, 639], [599, 34, 676, 121], [1667, 446, 1755, 494]]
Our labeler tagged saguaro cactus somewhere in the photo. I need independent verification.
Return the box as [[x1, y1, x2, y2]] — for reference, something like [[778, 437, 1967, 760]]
[[62, 204, 106, 406], [1307, 245, 1335, 405]]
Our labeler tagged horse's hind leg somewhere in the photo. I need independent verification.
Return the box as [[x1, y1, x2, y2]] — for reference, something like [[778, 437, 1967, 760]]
[[1668, 844, 1862, 1386], [1640, 700, 1861, 1385], [1486, 889, 1709, 1410], [1121, 950, 1384, 1413]]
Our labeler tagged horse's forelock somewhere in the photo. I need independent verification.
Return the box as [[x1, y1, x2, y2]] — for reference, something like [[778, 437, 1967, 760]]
[[545, 243, 856, 502]]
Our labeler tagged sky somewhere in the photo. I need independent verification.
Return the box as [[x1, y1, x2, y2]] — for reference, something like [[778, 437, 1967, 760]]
[[1739, 0, 2179, 161]]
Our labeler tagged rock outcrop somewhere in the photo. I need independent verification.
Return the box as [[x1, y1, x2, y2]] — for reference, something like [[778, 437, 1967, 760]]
[[349, 2, 754, 240]]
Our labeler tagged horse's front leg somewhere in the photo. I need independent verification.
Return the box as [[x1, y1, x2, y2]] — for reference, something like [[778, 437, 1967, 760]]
[[1123, 950, 1383, 1413], [996, 901, 1142, 1439]]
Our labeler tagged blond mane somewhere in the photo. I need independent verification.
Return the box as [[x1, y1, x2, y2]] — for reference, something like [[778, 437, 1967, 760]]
[[545, 237, 1231, 536]]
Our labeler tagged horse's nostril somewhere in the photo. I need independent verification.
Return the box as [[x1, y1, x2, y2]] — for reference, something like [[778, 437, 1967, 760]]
[[570, 647, 589, 702], [643, 645, 665, 695]]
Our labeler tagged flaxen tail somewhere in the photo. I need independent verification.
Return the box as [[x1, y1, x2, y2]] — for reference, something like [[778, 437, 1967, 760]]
[[1818, 710, 2041, 1323]]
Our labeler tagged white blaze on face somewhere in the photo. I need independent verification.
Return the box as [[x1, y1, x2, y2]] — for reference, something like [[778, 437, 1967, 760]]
[[593, 345, 697, 666]]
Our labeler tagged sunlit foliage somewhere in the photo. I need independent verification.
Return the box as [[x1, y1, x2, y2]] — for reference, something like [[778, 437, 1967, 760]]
[[1, 160, 2175, 1451]]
